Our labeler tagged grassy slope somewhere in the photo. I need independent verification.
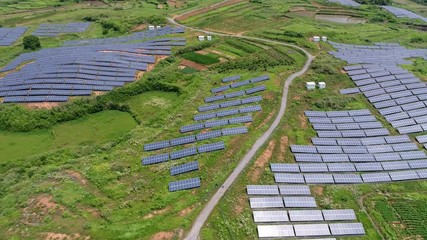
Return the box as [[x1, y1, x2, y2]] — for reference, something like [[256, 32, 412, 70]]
[[0, 110, 137, 163]]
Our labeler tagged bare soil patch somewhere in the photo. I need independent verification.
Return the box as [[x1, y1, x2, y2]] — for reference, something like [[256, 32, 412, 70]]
[[278, 136, 289, 161], [176, 0, 246, 21], [248, 140, 276, 182], [150, 232, 174, 240], [234, 195, 247, 215], [43, 232, 90, 240], [132, 24, 147, 32], [24, 102, 60, 109], [257, 111, 275, 130], [180, 59, 207, 70], [208, 49, 236, 59], [299, 113, 307, 129], [22, 195, 65, 226], [143, 207, 171, 220], [179, 203, 198, 217], [196, 50, 209, 55], [65, 170, 87, 185], [313, 186, 324, 196]]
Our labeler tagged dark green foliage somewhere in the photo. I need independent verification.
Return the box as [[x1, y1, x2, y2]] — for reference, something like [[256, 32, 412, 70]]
[[100, 19, 127, 33], [134, 15, 166, 25], [181, 52, 220, 65], [314, 96, 358, 110], [311, 58, 336, 75], [224, 38, 260, 53], [23, 35, 40, 50], [391, 197, 427, 238], [375, 200, 398, 222], [283, 30, 304, 38], [410, 0, 427, 5], [213, 46, 294, 72]]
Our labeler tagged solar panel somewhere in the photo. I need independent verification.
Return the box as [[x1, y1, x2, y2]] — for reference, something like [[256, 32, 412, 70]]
[[221, 126, 248, 136], [253, 210, 289, 223], [304, 174, 335, 184], [170, 161, 199, 176], [211, 85, 230, 93], [270, 163, 300, 172], [354, 162, 383, 172], [239, 105, 261, 113], [249, 197, 284, 208], [144, 140, 170, 151], [417, 169, 427, 179], [374, 152, 402, 161], [228, 115, 252, 124], [329, 223, 365, 236], [312, 138, 338, 145], [231, 80, 250, 88], [322, 209, 356, 221], [168, 177, 200, 192], [170, 136, 196, 146], [225, 90, 245, 99], [217, 109, 239, 117], [366, 145, 394, 153], [283, 197, 317, 208], [170, 147, 197, 160], [299, 163, 328, 173], [321, 154, 350, 162], [289, 210, 324, 222], [343, 146, 368, 154], [361, 172, 391, 183], [389, 170, 420, 181], [222, 75, 240, 83], [197, 142, 225, 153], [278, 185, 311, 195], [275, 173, 305, 183], [391, 143, 418, 152], [399, 151, 427, 160], [316, 146, 343, 154], [415, 135, 427, 144], [257, 225, 295, 238], [333, 174, 363, 184], [196, 130, 222, 141], [245, 85, 266, 94], [294, 224, 331, 237], [198, 103, 220, 112], [381, 161, 410, 171], [407, 159, 427, 169], [291, 145, 318, 153], [336, 139, 362, 146], [142, 153, 169, 165], [327, 163, 356, 172], [384, 135, 411, 144], [295, 154, 323, 162], [205, 119, 229, 128], [247, 185, 280, 195]]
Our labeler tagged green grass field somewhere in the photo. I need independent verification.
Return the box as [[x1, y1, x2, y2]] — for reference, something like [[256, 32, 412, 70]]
[[181, 52, 221, 65], [0, 110, 137, 163]]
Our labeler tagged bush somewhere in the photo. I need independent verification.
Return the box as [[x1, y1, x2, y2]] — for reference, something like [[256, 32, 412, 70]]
[[23, 35, 41, 50]]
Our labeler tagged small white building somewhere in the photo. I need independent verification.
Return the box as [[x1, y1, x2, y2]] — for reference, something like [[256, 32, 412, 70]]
[[321, 36, 327, 42], [207, 35, 212, 41], [318, 82, 326, 89], [313, 36, 320, 42], [156, 25, 161, 29], [148, 25, 155, 31], [306, 82, 316, 90], [198, 36, 205, 41]]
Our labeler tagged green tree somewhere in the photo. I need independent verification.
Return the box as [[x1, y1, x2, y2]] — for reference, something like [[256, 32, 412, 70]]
[[23, 35, 41, 50]]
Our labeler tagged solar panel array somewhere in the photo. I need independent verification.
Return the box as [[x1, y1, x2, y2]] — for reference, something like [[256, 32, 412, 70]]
[[248, 183, 365, 238], [1, 33, 185, 103], [268, 109, 427, 184], [64, 25, 184, 46], [327, 0, 360, 7], [168, 177, 200, 192], [381, 6, 427, 23], [209, 75, 269, 94], [0, 27, 28, 46], [141, 74, 268, 192], [32, 22, 91, 37], [329, 42, 427, 134]]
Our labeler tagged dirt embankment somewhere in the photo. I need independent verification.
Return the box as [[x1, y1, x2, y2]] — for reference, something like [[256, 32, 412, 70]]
[[175, 0, 246, 21]]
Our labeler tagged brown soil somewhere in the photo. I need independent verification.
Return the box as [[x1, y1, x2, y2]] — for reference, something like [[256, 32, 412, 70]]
[[132, 24, 147, 32], [65, 170, 87, 185], [43, 232, 90, 240], [299, 113, 307, 129], [278, 136, 289, 161], [313, 186, 324, 196], [234, 195, 247, 215], [248, 140, 276, 182], [196, 50, 209, 55], [143, 207, 171, 220], [92, 91, 104, 96], [264, 91, 275, 100], [256, 111, 275, 130], [167, 0, 185, 8], [24, 102, 60, 109], [22, 195, 65, 226], [180, 59, 207, 70], [176, 0, 246, 21], [179, 204, 198, 217], [150, 232, 174, 240]]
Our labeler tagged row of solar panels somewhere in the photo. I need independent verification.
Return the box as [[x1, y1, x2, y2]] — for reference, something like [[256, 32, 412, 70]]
[[291, 142, 419, 154], [250, 196, 317, 208], [142, 142, 225, 165], [311, 135, 411, 146], [247, 184, 311, 196], [32, 22, 91, 37], [257, 223, 364, 238], [308, 115, 377, 124], [204, 85, 266, 103], [274, 169, 427, 184], [0, 27, 28, 46], [168, 177, 200, 192], [0, 89, 92, 98], [198, 96, 262, 112], [327, 0, 360, 7], [304, 109, 371, 117], [315, 128, 390, 138], [210, 75, 269, 93], [3, 96, 68, 103], [294, 150, 427, 162], [180, 115, 252, 133], [381, 6, 427, 22], [222, 75, 240, 83], [271, 160, 427, 173], [253, 209, 356, 222], [144, 127, 248, 151], [194, 105, 261, 121]]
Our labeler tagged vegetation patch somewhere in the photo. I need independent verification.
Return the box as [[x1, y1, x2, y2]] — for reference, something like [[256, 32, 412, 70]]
[[181, 52, 220, 65]]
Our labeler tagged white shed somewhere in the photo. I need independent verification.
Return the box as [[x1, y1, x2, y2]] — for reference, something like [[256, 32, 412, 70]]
[[306, 82, 316, 90], [198, 36, 205, 41], [321, 36, 327, 42], [156, 25, 161, 29], [313, 36, 320, 42], [318, 82, 326, 89], [148, 25, 155, 31], [207, 35, 212, 41]]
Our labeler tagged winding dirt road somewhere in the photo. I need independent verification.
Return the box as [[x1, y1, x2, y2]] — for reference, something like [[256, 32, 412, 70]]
[[167, 5, 315, 239]]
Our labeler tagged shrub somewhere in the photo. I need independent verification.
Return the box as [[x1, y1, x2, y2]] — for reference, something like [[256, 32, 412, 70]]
[[23, 35, 41, 50]]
